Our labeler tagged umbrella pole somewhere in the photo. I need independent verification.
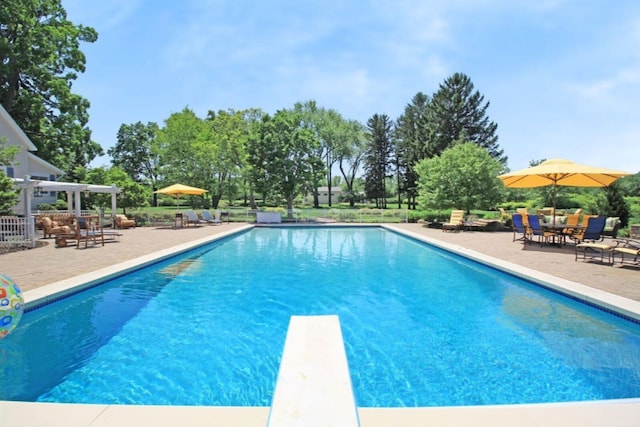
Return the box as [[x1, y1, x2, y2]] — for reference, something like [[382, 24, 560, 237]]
[[552, 183, 557, 226]]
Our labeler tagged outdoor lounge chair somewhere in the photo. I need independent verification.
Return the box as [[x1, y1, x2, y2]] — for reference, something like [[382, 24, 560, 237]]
[[185, 210, 206, 226], [611, 242, 640, 266], [201, 210, 222, 225], [442, 210, 464, 232], [575, 242, 613, 265]]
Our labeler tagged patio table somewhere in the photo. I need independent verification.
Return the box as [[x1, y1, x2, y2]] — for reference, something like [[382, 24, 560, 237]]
[[541, 223, 585, 246]]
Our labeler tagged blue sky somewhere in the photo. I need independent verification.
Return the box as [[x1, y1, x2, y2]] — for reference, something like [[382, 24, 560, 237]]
[[63, 0, 640, 173]]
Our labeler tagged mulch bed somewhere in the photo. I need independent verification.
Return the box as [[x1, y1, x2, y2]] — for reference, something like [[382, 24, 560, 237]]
[[0, 240, 49, 255]]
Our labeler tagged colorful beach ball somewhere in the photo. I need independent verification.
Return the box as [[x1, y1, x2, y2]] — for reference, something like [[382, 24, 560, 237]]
[[0, 274, 24, 339]]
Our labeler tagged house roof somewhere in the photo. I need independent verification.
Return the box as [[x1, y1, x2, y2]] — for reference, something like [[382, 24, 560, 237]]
[[0, 104, 37, 151], [27, 152, 65, 175]]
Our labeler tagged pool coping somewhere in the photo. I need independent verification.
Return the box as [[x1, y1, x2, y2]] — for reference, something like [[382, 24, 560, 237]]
[[4, 223, 640, 426]]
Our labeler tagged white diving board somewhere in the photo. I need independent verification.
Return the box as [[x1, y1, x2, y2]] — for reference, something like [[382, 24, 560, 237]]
[[267, 315, 360, 427]]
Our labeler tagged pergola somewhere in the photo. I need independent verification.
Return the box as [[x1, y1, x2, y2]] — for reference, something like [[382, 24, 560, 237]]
[[12, 176, 122, 219]]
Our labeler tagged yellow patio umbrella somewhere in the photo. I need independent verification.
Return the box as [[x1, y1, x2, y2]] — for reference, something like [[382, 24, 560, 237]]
[[154, 183, 208, 210], [498, 159, 631, 224]]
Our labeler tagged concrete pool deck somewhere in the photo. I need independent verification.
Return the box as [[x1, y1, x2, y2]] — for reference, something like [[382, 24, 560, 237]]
[[1, 222, 640, 426]]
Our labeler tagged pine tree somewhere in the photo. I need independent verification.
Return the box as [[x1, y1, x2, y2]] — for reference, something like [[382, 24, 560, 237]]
[[363, 114, 393, 208], [427, 73, 506, 164]]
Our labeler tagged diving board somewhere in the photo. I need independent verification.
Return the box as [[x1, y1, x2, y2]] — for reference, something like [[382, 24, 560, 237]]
[[267, 315, 360, 427]]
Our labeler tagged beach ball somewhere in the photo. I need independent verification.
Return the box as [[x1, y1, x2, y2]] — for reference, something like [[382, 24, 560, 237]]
[[0, 274, 24, 339]]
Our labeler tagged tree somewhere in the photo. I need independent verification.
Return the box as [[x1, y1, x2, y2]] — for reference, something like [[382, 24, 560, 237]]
[[395, 92, 430, 209], [0, 139, 19, 214], [85, 166, 147, 214], [363, 114, 394, 208], [598, 182, 631, 228], [247, 109, 322, 212], [109, 121, 161, 203], [415, 142, 504, 213], [426, 73, 506, 164], [1, 0, 103, 174], [337, 120, 366, 207], [203, 109, 250, 208]]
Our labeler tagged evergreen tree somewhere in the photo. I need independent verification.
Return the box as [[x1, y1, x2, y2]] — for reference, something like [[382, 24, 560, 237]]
[[395, 92, 430, 209], [600, 182, 630, 227], [363, 114, 393, 208], [427, 73, 506, 164]]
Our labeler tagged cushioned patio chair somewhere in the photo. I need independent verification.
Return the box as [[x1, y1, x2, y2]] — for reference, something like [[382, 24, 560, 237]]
[[114, 214, 136, 229], [602, 217, 621, 239], [442, 210, 464, 232], [611, 241, 640, 266], [40, 216, 72, 239]]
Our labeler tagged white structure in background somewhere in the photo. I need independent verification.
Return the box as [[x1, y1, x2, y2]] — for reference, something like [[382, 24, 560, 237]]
[[0, 103, 64, 212], [315, 186, 342, 205], [1, 104, 122, 217]]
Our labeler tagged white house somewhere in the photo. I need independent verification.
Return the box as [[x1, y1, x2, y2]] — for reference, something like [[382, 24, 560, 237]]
[[315, 186, 342, 205], [0, 103, 64, 213]]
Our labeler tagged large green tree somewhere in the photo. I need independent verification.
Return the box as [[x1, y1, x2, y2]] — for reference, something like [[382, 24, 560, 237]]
[[0, 0, 102, 176], [363, 114, 394, 208], [109, 121, 161, 203], [426, 73, 506, 164], [247, 109, 322, 212], [337, 119, 366, 207], [415, 141, 504, 213], [395, 92, 431, 209]]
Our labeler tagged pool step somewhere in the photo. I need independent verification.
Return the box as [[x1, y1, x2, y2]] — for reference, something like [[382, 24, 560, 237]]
[[267, 315, 360, 427]]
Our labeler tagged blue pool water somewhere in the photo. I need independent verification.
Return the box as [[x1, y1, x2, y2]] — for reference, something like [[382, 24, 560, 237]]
[[1, 227, 640, 407]]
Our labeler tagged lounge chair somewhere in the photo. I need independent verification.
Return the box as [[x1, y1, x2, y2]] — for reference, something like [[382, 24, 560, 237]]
[[569, 216, 606, 244], [201, 210, 222, 225], [511, 214, 530, 242], [442, 210, 464, 232], [55, 216, 105, 249], [611, 240, 640, 266], [114, 214, 136, 229], [185, 210, 206, 226], [575, 242, 613, 265], [526, 214, 556, 246]]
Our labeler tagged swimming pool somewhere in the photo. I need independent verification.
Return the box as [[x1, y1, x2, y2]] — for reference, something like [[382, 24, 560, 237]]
[[2, 226, 640, 407]]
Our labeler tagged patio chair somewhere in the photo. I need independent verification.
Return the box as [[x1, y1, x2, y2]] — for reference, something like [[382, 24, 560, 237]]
[[40, 216, 72, 239], [185, 210, 206, 226], [114, 214, 136, 229], [442, 210, 464, 232], [201, 210, 222, 225], [568, 216, 607, 244], [527, 214, 556, 246], [602, 217, 621, 238], [511, 214, 530, 242], [611, 240, 640, 266]]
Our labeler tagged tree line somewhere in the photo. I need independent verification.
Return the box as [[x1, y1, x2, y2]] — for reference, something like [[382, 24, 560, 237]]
[[1, 0, 511, 214]]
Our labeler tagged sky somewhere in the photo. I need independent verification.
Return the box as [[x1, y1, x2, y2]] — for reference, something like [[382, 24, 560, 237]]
[[62, 0, 640, 173]]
